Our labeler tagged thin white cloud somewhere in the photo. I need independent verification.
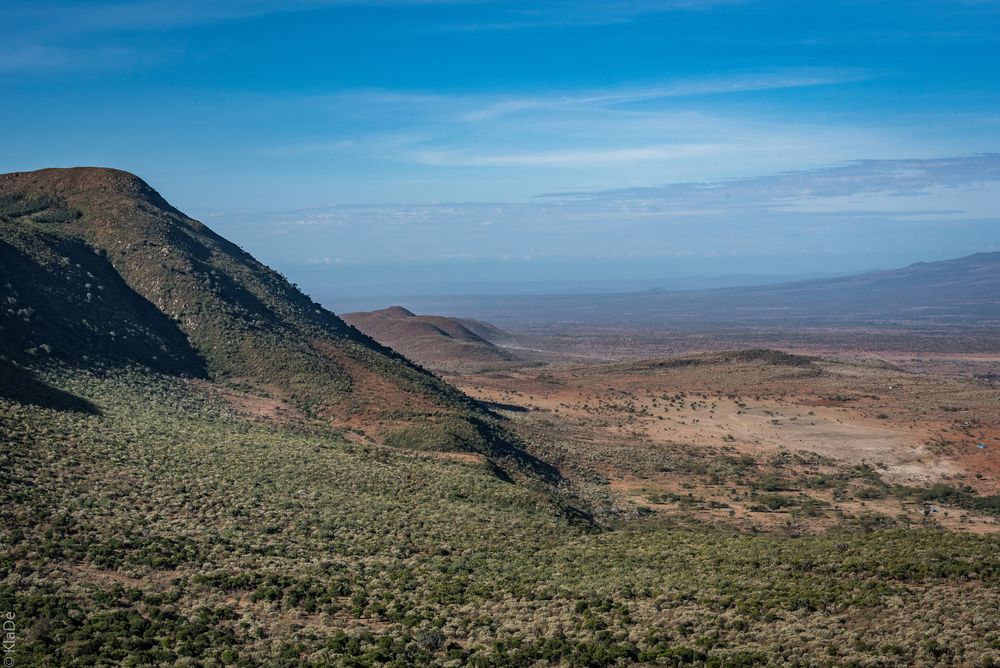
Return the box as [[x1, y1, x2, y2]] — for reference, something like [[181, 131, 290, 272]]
[[215, 155, 1000, 231], [444, 0, 749, 31], [0, 43, 137, 72], [245, 73, 886, 184], [2, 0, 475, 36], [412, 143, 726, 167], [291, 70, 865, 123], [202, 155, 1000, 288], [461, 71, 866, 121]]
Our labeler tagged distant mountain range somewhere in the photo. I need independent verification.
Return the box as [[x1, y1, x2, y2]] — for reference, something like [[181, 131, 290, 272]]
[[322, 271, 851, 303], [342, 306, 520, 372], [606, 251, 1000, 325], [354, 252, 1000, 330]]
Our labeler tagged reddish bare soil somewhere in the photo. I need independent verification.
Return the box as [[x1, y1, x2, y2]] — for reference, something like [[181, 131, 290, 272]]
[[451, 350, 1000, 533]]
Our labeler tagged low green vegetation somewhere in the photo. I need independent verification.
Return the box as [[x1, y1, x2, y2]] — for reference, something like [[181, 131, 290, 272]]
[[2, 366, 999, 666]]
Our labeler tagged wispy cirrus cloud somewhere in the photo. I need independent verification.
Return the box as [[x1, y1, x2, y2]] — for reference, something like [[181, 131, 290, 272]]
[[246, 72, 884, 178], [7, 0, 742, 44], [562, 154, 1000, 203], [1, 0, 475, 36], [207, 155, 1000, 281], [0, 0, 480, 75], [411, 142, 726, 167], [286, 69, 866, 122], [443, 0, 750, 31], [458, 70, 866, 121], [0, 43, 138, 72]]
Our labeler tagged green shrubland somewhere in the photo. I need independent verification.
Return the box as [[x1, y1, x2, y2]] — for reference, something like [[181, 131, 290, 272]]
[[2, 367, 999, 666]]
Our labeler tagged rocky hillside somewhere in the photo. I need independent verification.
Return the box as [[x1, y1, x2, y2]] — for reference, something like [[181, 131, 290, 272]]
[[0, 168, 522, 450]]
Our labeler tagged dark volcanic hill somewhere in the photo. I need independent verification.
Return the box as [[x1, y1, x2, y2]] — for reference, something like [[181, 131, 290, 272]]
[[342, 306, 520, 372], [0, 167, 520, 448]]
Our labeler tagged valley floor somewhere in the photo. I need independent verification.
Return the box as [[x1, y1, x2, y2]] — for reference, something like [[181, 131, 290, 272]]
[[451, 351, 1000, 536], [2, 361, 999, 666]]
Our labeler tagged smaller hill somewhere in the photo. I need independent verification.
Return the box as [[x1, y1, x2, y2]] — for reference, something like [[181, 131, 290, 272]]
[[594, 349, 821, 377], [342, 307, 521, 373]]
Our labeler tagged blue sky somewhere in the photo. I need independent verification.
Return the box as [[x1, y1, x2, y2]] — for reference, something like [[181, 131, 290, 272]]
[[2, 0, 999, 296]]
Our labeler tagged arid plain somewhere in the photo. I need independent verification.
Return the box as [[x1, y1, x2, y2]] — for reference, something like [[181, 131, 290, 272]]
[[448, 348, 1000, 535]]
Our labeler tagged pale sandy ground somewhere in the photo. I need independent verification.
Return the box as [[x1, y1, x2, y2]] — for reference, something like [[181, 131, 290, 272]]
[[452, 356, 1000, 533]]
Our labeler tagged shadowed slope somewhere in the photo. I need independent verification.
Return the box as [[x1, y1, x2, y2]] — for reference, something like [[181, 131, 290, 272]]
[[0, 169, 549, 474], [0, 360, 100, 414]]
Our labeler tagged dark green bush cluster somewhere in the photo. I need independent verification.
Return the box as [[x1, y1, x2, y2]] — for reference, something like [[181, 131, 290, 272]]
[[0, 192, 81, 224], [902, 483, 1000, 515]]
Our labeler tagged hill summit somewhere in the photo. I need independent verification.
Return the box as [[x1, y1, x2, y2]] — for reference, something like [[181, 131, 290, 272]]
[[0, 167, 501, 443]]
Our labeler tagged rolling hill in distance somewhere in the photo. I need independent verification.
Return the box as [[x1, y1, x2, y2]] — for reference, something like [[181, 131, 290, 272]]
[[341, 306, 521, 372], [586, 251, 1000, 324]]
